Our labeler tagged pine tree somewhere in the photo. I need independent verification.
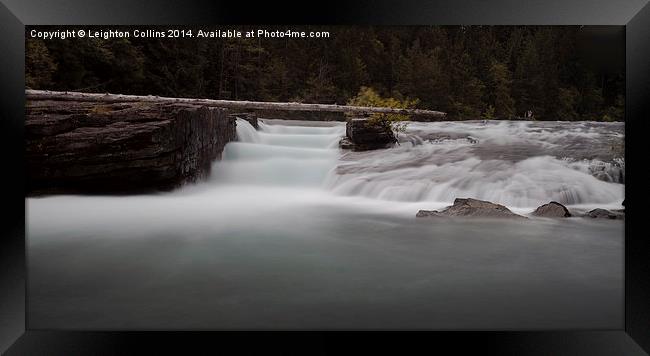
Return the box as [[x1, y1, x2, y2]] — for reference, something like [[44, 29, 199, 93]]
[[488, 61, 515, 119], [513, 31, 545, 119], [26, 25, 624, 122], [556, 87, 580, 121], [25, 39, 57, 88], [395, 39, 447, 111]]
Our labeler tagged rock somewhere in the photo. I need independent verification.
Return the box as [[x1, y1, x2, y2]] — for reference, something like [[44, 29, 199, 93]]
[[532, 201, 572, 217], [342, 118, 396, 151], [583, 208, 624, 220], [338, 137, 355, 150], [416, 210, 445, 218], [26, 100, 236, 195], [416, 198, 526, 219], [229, 112, 259, 129]]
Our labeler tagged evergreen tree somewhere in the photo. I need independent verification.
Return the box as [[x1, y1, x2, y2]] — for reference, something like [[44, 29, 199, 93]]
[[395, 39, 447, 111], [513, 31, 545, 119], [25, 26, 624, 122], [556, 87, 580, 121], [487, 61, 515, 119], [25, 39, 57, 88]]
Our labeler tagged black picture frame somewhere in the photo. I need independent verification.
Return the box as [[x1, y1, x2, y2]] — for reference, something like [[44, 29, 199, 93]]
[[1, 0, 648, 354]]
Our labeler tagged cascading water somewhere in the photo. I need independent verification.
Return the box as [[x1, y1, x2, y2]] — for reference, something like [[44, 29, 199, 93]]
[[214, 119, 624, 211], [210, 119, 344, 187], [26, 118, 624, 330]]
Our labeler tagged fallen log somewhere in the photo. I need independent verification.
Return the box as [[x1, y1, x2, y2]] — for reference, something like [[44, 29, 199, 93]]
[[26, 90, 447, 121]]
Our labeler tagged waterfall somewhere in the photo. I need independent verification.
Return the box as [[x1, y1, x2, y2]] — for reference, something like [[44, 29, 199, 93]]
[[324, 120, 625, 208], [209, 119, 624, 209], [26, 118, 624, 330], [210, 119, 345, 187]]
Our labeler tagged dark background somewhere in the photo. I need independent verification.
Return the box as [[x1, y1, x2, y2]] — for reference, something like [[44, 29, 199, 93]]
[[26, 25, 624, 121], [2, 0, 649, 355]]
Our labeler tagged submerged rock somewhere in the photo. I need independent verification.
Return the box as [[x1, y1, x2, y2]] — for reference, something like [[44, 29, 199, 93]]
[[583, 208, 624, 220], [532, 201, 572, 217], [342, 118, 396, 151], [417, 198, 526, 219]]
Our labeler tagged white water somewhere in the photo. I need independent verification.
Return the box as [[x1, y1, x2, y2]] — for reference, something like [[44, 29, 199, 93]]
[[215, 118, 624, 211], [209, 119, 343, 187], [332, 120, 624, 209], [26, 118, 624, 329]]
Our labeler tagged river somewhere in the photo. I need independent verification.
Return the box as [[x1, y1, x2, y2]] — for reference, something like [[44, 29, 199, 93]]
[[27, 118, 624, 329]]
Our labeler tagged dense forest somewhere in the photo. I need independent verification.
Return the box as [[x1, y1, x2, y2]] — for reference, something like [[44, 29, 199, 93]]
[[26, 26, 624, 121]]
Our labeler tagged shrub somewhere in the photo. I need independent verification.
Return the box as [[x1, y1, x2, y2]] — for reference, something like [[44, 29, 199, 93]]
[[346, 87, 419, 136]]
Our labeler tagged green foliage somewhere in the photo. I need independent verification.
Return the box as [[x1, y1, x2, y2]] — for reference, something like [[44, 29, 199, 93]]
[[580, 87, 605, 121], [347, 86, 419, 118], [613, 95, 625, 119], [513, 33, 545, 116], [487, 62, 515, 119], [303, 59, 338, 103], [347, 86, 419, 135], [25, 39, 57, 88], [482, 105, 496, 120], [394, 40, 447, 113], [447, 48, 485, 119], [556, 87, 580, 121], [25, 26, 624, 121], [602, 95, 624, 122]]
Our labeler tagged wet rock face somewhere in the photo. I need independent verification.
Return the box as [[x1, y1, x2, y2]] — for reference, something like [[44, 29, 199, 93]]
[[342, 118, 396, 151], [583, 208, 624, 220], [229, 112, 259, 129], [532, 201, 572, 217], [26, 100, 236, 195], [417, 198, 526, 219]]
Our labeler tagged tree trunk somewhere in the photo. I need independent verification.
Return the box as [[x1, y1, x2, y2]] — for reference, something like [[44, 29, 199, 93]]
[[26, 90, 448, 120]]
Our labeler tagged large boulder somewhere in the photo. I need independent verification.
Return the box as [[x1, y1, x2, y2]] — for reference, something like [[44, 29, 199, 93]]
[[417, 198, 526, 219], [342, 118, 396, 151], [26, 100, 236, 195], [583, 208, 624, 220], [532, 201, 572, 217]]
